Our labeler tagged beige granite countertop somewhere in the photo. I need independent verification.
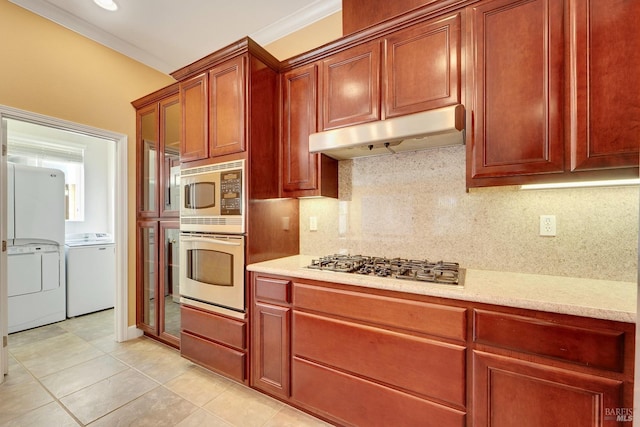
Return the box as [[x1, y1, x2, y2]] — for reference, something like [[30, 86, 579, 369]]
[[247, 255, 637, 323]]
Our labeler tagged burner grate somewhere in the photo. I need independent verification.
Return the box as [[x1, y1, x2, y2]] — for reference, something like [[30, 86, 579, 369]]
[[307, 255, 463, 285]]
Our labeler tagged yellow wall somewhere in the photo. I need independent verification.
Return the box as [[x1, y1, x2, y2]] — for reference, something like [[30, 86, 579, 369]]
[[265, 11, 343, 61], [0, 0, 175, 326]]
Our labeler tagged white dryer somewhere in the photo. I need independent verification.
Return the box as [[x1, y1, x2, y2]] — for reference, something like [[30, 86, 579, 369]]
[[65, 233, 116, 317]]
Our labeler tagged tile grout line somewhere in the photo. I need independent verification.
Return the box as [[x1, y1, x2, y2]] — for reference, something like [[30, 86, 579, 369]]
[[6, 350, 86, 426]]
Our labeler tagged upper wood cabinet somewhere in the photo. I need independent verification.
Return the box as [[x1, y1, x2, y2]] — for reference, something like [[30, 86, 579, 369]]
[[179, 73, 208, 162], [208, 56, 246, 157], [467, 0, 639, 187], [467, 0, 565, 182], [319, 41, 381, 130], [281, 64, 338, 198], [179, 56, 247, 162], [568, 0, 640, 172], [134, 85, 181, 218], [384, 12, 461, 118], [316, 11, 462, 130]]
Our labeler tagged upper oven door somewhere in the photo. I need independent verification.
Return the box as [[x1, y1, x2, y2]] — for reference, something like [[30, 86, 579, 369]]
[[180, 160, 245, 233], [179, 233, 245, 312]]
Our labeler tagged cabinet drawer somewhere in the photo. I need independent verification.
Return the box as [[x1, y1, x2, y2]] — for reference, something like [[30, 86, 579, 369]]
[[254, 276, 291, 304], [181, 332, 246, 382], [292, 357, 465, 427], [473, 309, 626, 372], [293, 282, 466, 341], [293, 311, 466, 407], [181, 305, 246, 350]]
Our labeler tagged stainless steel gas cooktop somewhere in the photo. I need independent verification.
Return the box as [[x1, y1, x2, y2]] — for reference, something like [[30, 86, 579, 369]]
[[307, 254, 464, 286]]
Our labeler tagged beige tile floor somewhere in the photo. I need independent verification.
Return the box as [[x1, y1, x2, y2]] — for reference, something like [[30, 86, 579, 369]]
[[0, 309, 332, 426]]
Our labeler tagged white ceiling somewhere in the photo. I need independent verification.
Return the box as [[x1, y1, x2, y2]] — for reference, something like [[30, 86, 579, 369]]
[[10, 0, 342, 74]]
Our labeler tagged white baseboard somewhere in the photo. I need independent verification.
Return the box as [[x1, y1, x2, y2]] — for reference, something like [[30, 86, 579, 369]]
[[126, 325, 143, 341]]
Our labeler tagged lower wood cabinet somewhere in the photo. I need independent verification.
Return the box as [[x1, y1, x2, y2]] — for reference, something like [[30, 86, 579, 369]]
[[250, 276, 292, 398], [251, 301, 290, 398], [472, 350, 623, 427], [249, 273, 635, 427], [180, 305, 247, 383], [293, 356, 465, 427], [471, 308, 633, 427]]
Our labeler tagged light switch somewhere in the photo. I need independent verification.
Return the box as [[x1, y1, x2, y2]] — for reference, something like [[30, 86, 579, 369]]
[[309, 216, 318, 231]]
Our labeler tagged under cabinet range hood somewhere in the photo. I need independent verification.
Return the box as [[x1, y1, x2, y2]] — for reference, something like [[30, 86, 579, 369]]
[[309, 104, 465, 160]]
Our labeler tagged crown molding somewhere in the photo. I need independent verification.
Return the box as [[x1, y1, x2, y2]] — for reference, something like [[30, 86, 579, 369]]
[[250, 0, 342, 45], [10, 0, 342, 74], [9, 0, 175, 73]]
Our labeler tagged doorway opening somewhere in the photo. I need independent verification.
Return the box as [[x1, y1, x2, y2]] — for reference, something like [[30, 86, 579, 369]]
[[0, 105, 130, 383]]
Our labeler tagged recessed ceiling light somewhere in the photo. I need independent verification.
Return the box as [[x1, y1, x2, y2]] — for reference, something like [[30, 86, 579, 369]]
[[93, 0, 118, 11]]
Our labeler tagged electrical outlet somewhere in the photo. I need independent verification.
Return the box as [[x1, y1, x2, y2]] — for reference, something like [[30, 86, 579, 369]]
[[539, 215, 556, 236], [309, 216, 318, 231]]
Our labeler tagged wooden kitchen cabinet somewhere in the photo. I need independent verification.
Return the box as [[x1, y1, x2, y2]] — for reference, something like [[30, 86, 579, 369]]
[[471, 308, 634, 426], [250, 276, 292, 399], [179, 57, 245, 162], [132, 85, 182, 348], [291, 282, 467, 426], [179, 73, 208, 162], [467, 0, 639, 187], [208, 56, 246, 157], [319, 41, 381, 130], [472, 351, 624, 427], [383, 11, 461, 118], [281, 64, 338, 198], [135, 220, 181, 348], [135, 86, 181, 219], [181, 305, 247, 382], [249, 270, 634, 425], [317, 11, 462, 127], [466, 0, 565, 183], [568, 0, 640, 172]]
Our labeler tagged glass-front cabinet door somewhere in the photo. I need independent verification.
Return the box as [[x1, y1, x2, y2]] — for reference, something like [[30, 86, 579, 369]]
[[134, 84, 181, 349], [160, 95, 180, 217], [136, 220, 181, 347], [137, 104, 159, 217], [137, 221, 158, 333], [159, 221, 180, 346]]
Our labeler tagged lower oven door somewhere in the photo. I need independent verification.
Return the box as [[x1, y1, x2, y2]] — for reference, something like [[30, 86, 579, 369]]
[[179, 233, 245, 315]]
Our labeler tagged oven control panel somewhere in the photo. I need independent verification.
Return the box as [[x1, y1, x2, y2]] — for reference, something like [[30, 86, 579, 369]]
[[220, 169, 242, 215]]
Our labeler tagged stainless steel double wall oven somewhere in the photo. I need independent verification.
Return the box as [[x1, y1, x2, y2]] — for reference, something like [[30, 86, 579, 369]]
[[179, 159, 246, 319]]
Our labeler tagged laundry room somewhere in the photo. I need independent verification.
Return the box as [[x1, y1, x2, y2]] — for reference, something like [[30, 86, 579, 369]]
[[5, 117, 117, 333]]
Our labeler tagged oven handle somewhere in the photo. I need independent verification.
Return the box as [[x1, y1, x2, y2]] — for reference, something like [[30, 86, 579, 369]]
[[180, 236, 242, 246]]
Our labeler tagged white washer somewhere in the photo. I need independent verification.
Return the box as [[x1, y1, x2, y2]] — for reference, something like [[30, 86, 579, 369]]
[[65, 233, 116, 317]]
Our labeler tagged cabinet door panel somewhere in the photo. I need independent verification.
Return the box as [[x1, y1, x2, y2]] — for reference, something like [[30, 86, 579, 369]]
[[159, 95, 180, 217], [136, 104, 159, 216], [385, 12, 461, 117], [469, 0, 564, 178], [136, 221, 158, 334], [281, 65, 319, 193], [209, 56, 246, 157], [251, 302, 290, 398], [179, 74, 209, 162], [569, 0, 640, 171], [472, 351, 624, 427], [320, 41, 381, 130]]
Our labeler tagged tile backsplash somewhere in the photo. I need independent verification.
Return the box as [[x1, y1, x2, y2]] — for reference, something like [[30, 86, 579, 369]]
[[300, 145, 639, 282]]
